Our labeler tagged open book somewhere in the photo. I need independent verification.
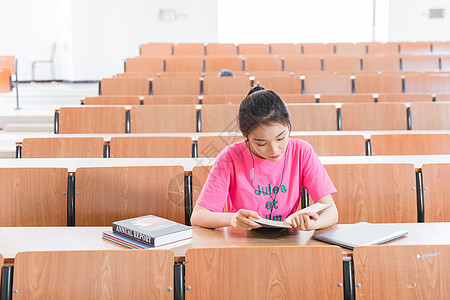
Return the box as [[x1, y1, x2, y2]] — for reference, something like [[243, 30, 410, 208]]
[[250, 203, 331, 229]]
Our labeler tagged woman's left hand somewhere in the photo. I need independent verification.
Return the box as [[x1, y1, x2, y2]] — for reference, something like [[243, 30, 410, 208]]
[[287, 211, 319, 231]]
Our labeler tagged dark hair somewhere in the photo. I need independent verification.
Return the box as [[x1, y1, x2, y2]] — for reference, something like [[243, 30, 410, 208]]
[[238, 85, 291, 137], [217, 69, 235, 77]]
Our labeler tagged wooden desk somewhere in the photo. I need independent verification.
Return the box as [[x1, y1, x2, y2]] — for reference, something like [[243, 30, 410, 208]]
[[1, 223, 449, 264]]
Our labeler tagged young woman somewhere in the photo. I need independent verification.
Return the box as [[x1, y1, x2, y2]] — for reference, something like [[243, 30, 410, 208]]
[[191, 86, 338, 230]]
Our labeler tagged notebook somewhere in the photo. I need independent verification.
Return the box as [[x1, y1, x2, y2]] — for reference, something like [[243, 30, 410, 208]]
[[313, 222, 408, 249]]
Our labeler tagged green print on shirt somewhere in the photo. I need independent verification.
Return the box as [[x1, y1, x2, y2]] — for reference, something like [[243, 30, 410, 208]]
[[254, 184, 287, 195], [266, 215, 282, 221]]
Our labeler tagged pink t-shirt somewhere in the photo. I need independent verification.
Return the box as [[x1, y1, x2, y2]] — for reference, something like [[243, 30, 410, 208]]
[[196, 138, 337, 221]]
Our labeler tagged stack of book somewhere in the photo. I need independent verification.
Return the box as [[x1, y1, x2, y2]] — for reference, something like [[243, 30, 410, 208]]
[[103, 215, 193, 249]]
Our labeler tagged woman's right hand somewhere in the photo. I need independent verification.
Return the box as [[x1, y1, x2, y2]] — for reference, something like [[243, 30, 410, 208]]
[[230, 209, 262, 230]]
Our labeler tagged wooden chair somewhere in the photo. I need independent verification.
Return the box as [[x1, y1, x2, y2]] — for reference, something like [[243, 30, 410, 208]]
[[130, 105, 197, 133], [0, 168, 67, 226], [125, 57, 164, 73], [291, 135, 366, 156], [200, 104, 240, 132], [399, 41, 432, 54], [151, 77, 201, 95], [0, 56, 15, 73], [323, 56, 362, 73], [13, 249, 174, 299], [238, 43, 270, 55], [341, 103, 407, 130], [401, 55, 440, 72], [192, 166, 213, 207], [201, 94, 245, 104], [354, 74, 403, 93], [269, 43, 302, 55], [197, 135, 244, 158], [324, 163, 417, 223], [353, 245, 450, 299], [185, 246, 343, 299], [58, 107, 126, 134], [435, 93, 450, 101], [283, 55, 322, 73], [279, 94, 316, 103], [405, 74, 450, 93], [0, 68, 12, 93], [100, 77, 151, 95], [21, 137, 105, 158], [362, 55, 400, 72], [203, 56, 243, 73], [441, 56, 450, 72], [146, 95, 199, 105], [432, 41, 450, 54], [410, 102, 450, 130], [205, 43, 237, 56], [165, 56, 204, 73], [301, 43, 334, 55], [75, 166, 186, 225], [366, 42, 399, 54], [140, 42, 173, 56], [377, 93, 433, 102], [173, 43, 205, 56], [110, 136, 193, 158], [244, 55, 282, 72], [254, 76, 301, 94], [370, 134, 450, 155], [334, 43, 367, 55], [319, 94, 374, 103], [288, 104, 337, 131], [422, 163, 450, 222], [304, 75, 352, 94], [202, 76, 251, 95], [82, 96, 143, 105]]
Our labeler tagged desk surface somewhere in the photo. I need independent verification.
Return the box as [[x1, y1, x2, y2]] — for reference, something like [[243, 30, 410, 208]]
[[1, 223, 449, 264]]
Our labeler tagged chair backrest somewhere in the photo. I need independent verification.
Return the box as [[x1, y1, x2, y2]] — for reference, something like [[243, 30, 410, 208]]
[[83, 96, 143, 105], [125, 57, 164, 73], [304, 75, 352, 94], [0, 168, 67, 226], [288, 104, 337, 131], [371, 134, 450, 155], [283, 55, 322, 73], [173, 43, 205, 56], [204, 56, 243, 73], [399, 41, 432, 54], [291, 135, 366, 156], [238, 43, 270, 55], [206, 43, 237, 55], [0, 68, 12, 93], [422, 163, 450, 222], [353, 245, 450, 299], [341, 103, 407, 130], [200, 104, 240, 132], [410, 102, 450, 130], [140, 42, 173, 56], [130, 105, 197, 133], [0, 56, 15, 73], [401, 54, 440, 72], [362, 55, 400, 72], [58, 107, 126, 133], [110, 136, 193, 158], [269, 43, 302, 55], [323, 56, 362, 72], [13, 249, 174, 299], [151, 77, 201, 95], [244, 55, 282, 72], [354, 74, 403, 93], [432, 41, 450, 54], [197, 135, 244, 158], [254, 76, 301, 94], [301, 43, 334, 55], [192, 165, 213, 207], [319, 94, 374, 103], [202, 76, 251, 95], [441, 56, 450, 72], [146, 95, 199, 105], [185, 246, 343, 300], [100, 77, 150, 95], [279, 94, 316, 103], [164, 56, 204, 73], [75, 166, 186, 225], [324, 163, 417, 223], [377, 93, 433, 102], [22, 137, 105, 158], [436, 93, 450, 101], [334, 43, 367, 55], [366, 42, 399, 54], [201, 94, 245, 104], [405, 74, 450, 93]]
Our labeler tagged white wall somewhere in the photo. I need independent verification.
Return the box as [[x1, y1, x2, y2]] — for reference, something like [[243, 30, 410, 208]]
[[388, 0, 450, 41]]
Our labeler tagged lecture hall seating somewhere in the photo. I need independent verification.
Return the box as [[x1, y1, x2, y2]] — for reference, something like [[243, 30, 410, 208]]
[[57, 107, 126, 134], [173, 43, 205, 56], [125, 56, 164, 74], [288, 104, 337, 131], [140, 42, 173, 56], [422, 163, 450, 222], [269, 43, 302, 56], [205, 43, 237, 56], [202, 76, 251, 95], [318, 94, 374, 103], [164, 56, 204, 73], [203, 56, 243, 73], [13, 250, 175, 299], [21, 137, 105, 158], [109, 136, 193, 158], [238, 43, 270, 55], [100, 77, 151, 95], [244, 55, 283, 72], [410, 102, 450, 130], [151, 77, 201, 95], [82, 96, 143, 105], [303, 74, 352, 94], [283, 55, 322, 73], [323, 55, 362, 73], [340, 103, 407, 130], [200, 104, 240, 132], [291, 135, 367, 156], [253, 76, 301, 95], [370, 134, 450, 155], [354, 74, 403, 94]]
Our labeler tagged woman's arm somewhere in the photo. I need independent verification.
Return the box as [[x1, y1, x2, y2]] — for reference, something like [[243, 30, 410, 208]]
[[286, 195, 338, 230], [191, 204, 262, 230]]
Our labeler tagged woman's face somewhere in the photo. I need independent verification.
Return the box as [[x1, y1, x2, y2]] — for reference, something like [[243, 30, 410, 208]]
[[247, 123, 290, 162]]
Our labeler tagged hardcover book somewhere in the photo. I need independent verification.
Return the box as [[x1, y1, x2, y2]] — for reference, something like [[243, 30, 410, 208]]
[[112, 215, 192, 247], [102, 230, 191, 249]]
